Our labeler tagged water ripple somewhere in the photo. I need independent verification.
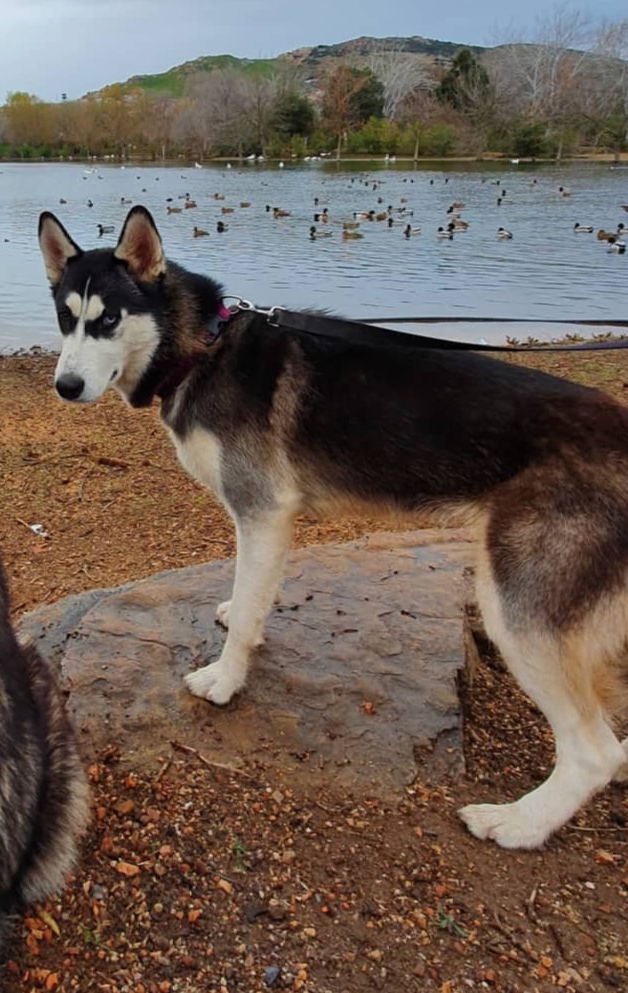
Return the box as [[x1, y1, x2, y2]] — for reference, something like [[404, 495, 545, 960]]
[[0, 160, 625, 351]]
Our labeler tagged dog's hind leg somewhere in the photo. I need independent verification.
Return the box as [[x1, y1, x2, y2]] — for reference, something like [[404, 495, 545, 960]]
[[460, 559, 627, 849], [185, 505, 295, 705]]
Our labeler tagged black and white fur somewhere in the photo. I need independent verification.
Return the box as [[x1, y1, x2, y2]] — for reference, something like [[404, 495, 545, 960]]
[[0, 556, 89, 957], [38, 206, 628, 850]]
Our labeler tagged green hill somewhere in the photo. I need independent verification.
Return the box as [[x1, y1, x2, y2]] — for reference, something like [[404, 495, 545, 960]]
[[125, 54, 279, 97], [115, 35, 485, 96]]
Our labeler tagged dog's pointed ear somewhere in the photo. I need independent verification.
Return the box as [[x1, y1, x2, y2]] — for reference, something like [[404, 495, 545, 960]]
[[38, 212, 82, 286], [114, 206, 166, 281]]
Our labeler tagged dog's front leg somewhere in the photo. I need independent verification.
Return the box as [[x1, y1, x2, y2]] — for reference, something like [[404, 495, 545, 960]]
[[184, 508, 294, 705]]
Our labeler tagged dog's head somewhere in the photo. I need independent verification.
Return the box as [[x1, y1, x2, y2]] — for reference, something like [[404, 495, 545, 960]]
[[38, 206, 170, 405]]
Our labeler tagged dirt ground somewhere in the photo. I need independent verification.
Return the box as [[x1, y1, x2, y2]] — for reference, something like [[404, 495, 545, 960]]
[[1, 350, 627, 993]]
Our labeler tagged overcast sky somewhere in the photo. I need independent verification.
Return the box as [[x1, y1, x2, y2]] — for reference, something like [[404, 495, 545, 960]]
[[1, 0, 626, 102]]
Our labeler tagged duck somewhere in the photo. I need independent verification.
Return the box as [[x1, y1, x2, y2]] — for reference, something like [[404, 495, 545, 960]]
[[239, 201, 251, 208], [167, 206, 182, 214], [597, 229, 616, 241], [193, 226, 209, 237], [375, 211, 388, 221], [343, 220, 361, 230], [607, 237, 626, 254], [451, 218, 469, 230], [220, 206, 234, 214], [437, 226, 454, 240], [573, 223, 593, 233], [403, 224, 421, 237], [216, 221, 229, 233], [213, 193, 226, 201], [87, 199, 94, 208], [184, 200, 198, 209], [273, 207, 291, 218], [354, 210, 373, 221], [59, 198, 67, 204], [120, 197, 132, 205], [342, 228, 364, 240], [558, 186, 571, 197], [496, 227, 513, 239], [97, 224, 114, 236], [310, 225, 333, 239]]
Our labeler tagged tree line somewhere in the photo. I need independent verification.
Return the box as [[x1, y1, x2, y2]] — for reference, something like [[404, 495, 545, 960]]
[[1, 9, 626, 163]]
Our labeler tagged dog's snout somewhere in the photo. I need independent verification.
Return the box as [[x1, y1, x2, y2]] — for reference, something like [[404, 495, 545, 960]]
[[56, 373, 85, 401]]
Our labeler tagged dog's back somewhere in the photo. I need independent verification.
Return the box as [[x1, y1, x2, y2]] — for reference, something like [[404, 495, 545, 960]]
[[0, 560, 89, 957]]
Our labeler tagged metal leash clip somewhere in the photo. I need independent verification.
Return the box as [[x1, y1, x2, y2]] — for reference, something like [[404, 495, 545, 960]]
[[223, 297, 281, 326]]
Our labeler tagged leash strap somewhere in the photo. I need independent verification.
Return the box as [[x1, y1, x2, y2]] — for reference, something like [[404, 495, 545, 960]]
[[270, 309, 628, 354]]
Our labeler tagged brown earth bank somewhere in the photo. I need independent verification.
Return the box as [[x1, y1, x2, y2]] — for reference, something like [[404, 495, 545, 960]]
[[1, 350, 627, 993]]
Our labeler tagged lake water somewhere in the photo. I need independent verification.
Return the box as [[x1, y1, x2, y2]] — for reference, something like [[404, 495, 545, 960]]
[[0, 159, 627, 352]]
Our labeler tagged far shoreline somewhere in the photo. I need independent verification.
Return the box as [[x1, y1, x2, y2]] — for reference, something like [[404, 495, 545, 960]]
[[1, 152, 627, 167]]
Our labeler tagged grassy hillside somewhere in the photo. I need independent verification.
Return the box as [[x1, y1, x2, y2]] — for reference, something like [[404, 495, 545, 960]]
[[126, 54, 280, 97], [116, 35, 483, 96]]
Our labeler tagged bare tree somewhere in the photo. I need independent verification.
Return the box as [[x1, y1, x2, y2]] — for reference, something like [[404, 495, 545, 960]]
[[487, 4, 594, 158], [237, 73, 285, 156], [590, 19, 628, 153], [137, 93, 179, 162], [365, 43, 433, 120], [396, 89, 441, 159], [174, 68, 249, 160]]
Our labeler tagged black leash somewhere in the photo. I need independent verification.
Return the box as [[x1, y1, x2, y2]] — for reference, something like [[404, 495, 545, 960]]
[[268, 308, 628, 353]]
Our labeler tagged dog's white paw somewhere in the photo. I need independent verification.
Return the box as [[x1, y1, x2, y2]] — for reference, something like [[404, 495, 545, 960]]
[[184, 662, 244, 706], [458, 801, 549, 850], [215, 600, 231, 629]]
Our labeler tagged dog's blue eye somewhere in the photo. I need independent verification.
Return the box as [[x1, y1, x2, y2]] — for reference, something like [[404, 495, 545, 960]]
[[102, 311, 119, 328]]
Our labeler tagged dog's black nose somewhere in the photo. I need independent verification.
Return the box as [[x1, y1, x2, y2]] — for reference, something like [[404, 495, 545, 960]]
[[56, 373, 85, 401]]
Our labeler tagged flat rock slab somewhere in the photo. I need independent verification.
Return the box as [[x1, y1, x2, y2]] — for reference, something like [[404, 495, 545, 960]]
[[19, 530, 475, 794]]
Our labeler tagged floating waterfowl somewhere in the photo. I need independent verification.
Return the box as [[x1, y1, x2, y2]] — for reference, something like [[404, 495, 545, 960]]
[[310, 225, 333, 239]]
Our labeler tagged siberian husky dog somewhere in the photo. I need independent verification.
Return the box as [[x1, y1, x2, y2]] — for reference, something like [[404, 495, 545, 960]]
[[0, 556, 89, 957], [38, 205, 628, 850]]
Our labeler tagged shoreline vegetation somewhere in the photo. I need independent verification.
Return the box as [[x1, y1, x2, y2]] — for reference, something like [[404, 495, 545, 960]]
[[5, 329, 628, 362], [2, 20, 627, 167], [1, 151, 628, 166]]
